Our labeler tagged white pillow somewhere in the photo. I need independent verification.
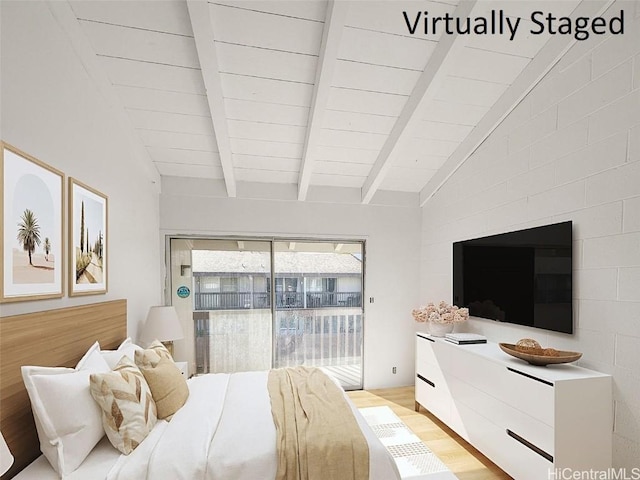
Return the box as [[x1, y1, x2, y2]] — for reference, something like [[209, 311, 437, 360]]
[[78, 341, 112, 370], [21, 341, 111, 476], [100, 337, 143, 369]]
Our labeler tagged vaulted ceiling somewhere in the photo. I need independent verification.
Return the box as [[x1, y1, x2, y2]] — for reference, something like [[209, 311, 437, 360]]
[[48, 0, 610, 205]]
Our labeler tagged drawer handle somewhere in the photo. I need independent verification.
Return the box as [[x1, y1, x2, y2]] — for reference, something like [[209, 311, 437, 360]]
[[506, 429, 553, 463], [507, 367, 553, 387], [417, 374, 435, 388], [419, 335, 435, 343]]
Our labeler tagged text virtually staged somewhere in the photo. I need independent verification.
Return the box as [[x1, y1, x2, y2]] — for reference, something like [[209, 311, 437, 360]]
[[403, 9, 626, 41]]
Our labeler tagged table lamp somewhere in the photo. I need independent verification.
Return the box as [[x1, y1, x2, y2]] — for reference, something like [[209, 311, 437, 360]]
[[140, 306, 184, 357], [0, 431, 14, 476]]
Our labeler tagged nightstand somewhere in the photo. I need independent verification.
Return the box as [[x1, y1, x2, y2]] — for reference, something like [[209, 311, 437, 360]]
[[174, 361, 189, 378]]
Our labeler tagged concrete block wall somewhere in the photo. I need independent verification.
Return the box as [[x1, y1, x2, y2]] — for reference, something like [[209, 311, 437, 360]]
[[420, 0, 640, 467]]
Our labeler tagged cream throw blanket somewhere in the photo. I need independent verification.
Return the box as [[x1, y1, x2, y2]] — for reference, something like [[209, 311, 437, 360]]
[[268, 367, 369, 480]]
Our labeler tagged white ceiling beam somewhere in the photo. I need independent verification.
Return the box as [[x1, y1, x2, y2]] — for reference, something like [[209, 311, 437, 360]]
[[419, 0, 614, 206], [360, 0, 477, 204], [46, 1, 160, 188], [187, 0, 236, 198], [297, 0, 349, 201]]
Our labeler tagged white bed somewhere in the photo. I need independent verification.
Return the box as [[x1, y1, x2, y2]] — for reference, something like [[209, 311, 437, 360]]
[[3, 302, 399, 480], [16, 371, 400, 480]]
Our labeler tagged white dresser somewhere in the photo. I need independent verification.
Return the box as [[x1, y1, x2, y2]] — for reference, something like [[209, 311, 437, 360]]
[[415, 333, 612, 480]]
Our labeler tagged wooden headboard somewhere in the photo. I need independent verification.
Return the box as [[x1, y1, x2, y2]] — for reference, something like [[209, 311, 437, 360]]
[[0, 299, 127, 479]]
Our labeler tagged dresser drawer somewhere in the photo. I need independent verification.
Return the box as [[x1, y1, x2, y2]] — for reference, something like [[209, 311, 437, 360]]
[[456, 402, 553, 480], [416, 350, 446, 380], [449, 346, 505, 394], [502, 428, 555, 480], [449, 375, 554, 455], [454, 402, 508, 467], [458, 404, 554, 480], [447, 347, 555, 428], [416, 372, 450, 423], [416, 334, 448, 368], [498, 366, 555, 426]]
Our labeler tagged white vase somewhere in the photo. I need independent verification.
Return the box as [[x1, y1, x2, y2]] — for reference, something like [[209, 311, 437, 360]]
[[429, 322, 454, 337]]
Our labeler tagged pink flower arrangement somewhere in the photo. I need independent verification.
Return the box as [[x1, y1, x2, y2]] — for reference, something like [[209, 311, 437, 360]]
[[412, 301, 469, 325]]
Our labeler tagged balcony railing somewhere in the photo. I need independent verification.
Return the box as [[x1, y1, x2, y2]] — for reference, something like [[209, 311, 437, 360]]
[[305, 291, 361, 308], [194, 307, 363, 389], [194, 291, 362, 310]]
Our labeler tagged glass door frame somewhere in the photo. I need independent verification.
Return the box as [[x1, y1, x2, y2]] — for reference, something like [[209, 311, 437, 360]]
[[165, 234, 367, 390]]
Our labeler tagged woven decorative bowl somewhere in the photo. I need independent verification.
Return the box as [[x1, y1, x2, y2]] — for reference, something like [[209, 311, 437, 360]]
[[499, 343, 582, 366]]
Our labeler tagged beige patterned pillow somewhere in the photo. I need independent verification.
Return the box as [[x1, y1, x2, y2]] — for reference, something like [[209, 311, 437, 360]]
[[89, 356, 157, 454], [135, 345, 189, 420], [136, 339, 173, 367]]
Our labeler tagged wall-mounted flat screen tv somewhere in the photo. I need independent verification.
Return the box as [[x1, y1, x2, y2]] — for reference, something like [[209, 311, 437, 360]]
[[453, 221, 573, 334]]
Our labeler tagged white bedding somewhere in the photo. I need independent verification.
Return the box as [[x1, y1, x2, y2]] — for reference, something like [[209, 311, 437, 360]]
[[13, 437, 120, 480], [108, 371, 401, 480]]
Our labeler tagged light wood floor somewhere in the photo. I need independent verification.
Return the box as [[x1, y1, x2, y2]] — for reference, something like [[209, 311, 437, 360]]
[[347, 386, 512, 480]]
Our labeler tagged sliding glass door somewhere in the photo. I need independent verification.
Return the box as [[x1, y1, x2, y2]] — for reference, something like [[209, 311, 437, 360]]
[[170, 238, 273, 374], [272, 241, 363, 389], [169, 237, 364, 390]]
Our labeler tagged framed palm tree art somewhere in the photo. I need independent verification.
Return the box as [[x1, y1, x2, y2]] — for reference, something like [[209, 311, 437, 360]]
[[1, 142, 64, 303], [68, 178, 107, 296]]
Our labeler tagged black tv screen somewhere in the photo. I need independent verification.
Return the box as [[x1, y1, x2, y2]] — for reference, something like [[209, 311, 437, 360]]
[[453, 221, 573, 334]]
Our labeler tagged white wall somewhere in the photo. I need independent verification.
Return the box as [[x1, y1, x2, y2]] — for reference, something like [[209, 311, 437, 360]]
[[0, 1, 162, 338], [160, 177, 422, 389], [421, 1, 640, 467]]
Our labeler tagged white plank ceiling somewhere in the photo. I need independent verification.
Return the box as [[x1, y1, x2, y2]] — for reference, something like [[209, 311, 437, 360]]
[[64, 0, 592, 204]]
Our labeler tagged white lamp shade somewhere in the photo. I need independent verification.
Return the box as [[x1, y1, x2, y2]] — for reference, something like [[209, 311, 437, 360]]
[[140, 306, 184, 344], [0, 431, 14, 476]]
